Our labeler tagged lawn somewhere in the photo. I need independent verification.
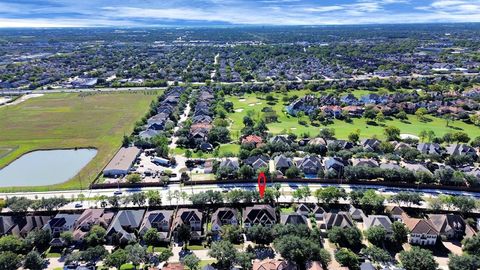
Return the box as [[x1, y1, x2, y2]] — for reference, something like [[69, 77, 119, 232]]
[[226, 90, 480, 140], [0, 91, 159, 192]]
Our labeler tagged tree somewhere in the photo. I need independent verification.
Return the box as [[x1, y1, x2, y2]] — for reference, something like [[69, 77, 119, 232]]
[[348, 130, 360, 143], [390, 192, 423, 207], [183, 254, 200, 270], [158, 249, 173, 262], [130, 192, 146, 206], [208, 240, 237, 270], [0, 235, 25, 253], [238, 165, 255, 179], [60, 231, 74, 246], [462, 234, 480, 256], [143, 228, 160, 250], [105, 249, 129, 270], [176, 224, 191, 248], [235, 251, 255, 270], [81, 246, 108, 264], [125, 244, 146, 270], [313, 187, 347, 204], [24, 229, 51, 251], [448, 254, 479, 270], [399, 247, 437, 270], [335, 248, 360, 270], [384, 126, 400, 141], [274, 235, 328, 270], [220, 225, 242, 244], [365, 226, 387, 246], [392, 221, 409, 245], [285, 166, 301, 179], [415, 108, 428, 121], [359, 189, 385, 213], [146, 190, 162, 206], [85, 225, 106, 246], [23, 251, 45, 270], [246, 225, 273, 245], [0, 251, 21, 270], [126, 173, 142, 184], [319, 128, 336, 140], [361, 246, 391, 263], [327, 226, 362, 249]]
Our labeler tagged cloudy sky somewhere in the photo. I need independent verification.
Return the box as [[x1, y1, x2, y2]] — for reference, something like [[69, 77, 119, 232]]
[[0, 0, 480, 27]]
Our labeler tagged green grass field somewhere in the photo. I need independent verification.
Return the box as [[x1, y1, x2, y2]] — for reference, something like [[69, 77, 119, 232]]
[[226, 90, 480, 140], [0, 91, 159, 192]]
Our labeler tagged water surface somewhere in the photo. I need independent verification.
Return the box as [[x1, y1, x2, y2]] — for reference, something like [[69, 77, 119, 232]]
[[0, 149, 97, 187]]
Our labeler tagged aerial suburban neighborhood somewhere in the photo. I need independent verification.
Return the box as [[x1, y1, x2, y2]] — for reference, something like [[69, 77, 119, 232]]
[[0, 8, 480, 270]]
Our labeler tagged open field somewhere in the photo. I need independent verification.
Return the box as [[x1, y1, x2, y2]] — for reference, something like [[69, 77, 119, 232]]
[[226, 90, 480, 140], [0, 91, 159, 192]]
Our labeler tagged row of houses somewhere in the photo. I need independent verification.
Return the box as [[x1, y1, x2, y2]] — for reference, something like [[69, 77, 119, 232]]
[[286, 92, 478, 119], [189, 86, 215, 151], [139, 87, 187, 141], [221, 136, 480, 179]]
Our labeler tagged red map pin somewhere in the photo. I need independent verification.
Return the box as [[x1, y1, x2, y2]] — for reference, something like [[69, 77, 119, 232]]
[[258, 172, 267, 198]]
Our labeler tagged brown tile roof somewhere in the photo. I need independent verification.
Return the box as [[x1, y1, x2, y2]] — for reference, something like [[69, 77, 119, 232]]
[[402, 213, 438, 235], [162, 263, 185, 270], [253, 259, 297, 270]]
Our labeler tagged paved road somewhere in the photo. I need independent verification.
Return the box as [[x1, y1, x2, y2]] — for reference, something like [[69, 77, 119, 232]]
[[1, 182, 479, 212], [1, 72, 478, 96]]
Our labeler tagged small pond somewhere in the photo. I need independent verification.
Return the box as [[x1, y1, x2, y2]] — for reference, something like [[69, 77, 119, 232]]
[[0, 149, 97, 187]]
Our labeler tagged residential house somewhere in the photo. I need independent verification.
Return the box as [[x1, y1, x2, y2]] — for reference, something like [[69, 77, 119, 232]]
[[73, 209, 114, 242], [417, 143, 442, 155], [243, 205, 277, 228], [43, 213, 81, 247], [280, 213, 307, 225], [219, 158, 240, 171], [296, 204, 311, 216], [0, 216, 15, 236], [274, 155, 293, 174], [386, 206, 405, 221], [323, 157, 344, 175], [363, 215, 393, 238], [351, 158, 379, 167], [253, 259, 297, 270], [428, 214, 466, 240], [402, 213, 439, 246], [312, 205, 326, 221], [14, 216, 51, 237], [139, 210, 174, 242], [269, 135, 292, 145], [402, 163, 432, 174], [342, 106, 364, 117], [211, 208, 238, 233], [322, 212, 354, 229], [244, 155, 270, 171], [361, 139, 381, 152], [106, 210, 145, 244], [446, 144, 478, 158], [242, 135, 264, 147], [348, 206, 365, 220], [340, 94, 360, 105], [296, 155, 323, 175], [308, 137, 327, 146], [172, 209, 203, 241]]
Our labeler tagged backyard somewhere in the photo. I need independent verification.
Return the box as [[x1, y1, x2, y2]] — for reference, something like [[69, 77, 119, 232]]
[[0, 91, 159, 191]]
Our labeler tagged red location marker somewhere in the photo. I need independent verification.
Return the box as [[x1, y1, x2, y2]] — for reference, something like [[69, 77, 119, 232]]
[[258, 172, 267, 198]]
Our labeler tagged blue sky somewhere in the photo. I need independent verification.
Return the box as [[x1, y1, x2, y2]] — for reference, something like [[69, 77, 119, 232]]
[[0, 0, 479, 27]]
